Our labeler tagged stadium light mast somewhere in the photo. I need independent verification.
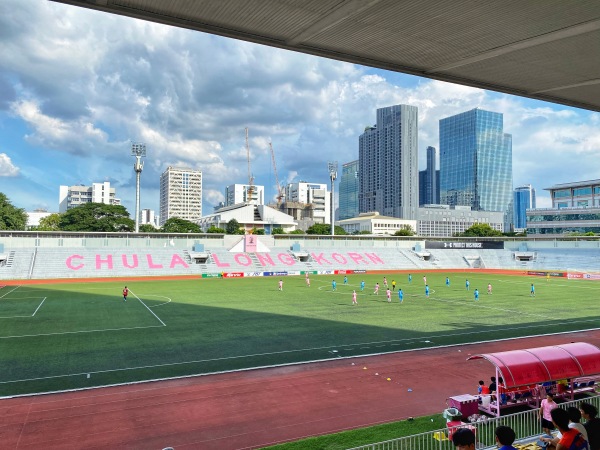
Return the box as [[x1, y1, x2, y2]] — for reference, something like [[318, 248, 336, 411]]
[[328, 161, 338, 237], [131, 143, 146, 233]]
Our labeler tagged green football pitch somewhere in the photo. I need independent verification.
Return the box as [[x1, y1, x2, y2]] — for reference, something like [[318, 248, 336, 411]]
[[1, 272, 599, 396]]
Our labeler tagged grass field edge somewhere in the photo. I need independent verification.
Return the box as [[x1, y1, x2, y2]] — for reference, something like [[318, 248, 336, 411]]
[[3, 325, 598, 401]]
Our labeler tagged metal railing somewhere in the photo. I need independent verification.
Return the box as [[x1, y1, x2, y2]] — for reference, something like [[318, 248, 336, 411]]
[[348, 394, 600, 450]]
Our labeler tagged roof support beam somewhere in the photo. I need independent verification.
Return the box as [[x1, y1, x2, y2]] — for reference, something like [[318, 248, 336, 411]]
[[531, 78, 600, 94], [428, 18, 600, 74]]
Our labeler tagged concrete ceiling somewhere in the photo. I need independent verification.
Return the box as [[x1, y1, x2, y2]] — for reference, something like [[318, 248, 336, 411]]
[[51, 0, 600, 112]]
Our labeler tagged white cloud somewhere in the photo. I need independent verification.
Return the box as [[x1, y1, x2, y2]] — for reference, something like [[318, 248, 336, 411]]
[[1, 0, 599, 215], [0, 153, 20, 177]]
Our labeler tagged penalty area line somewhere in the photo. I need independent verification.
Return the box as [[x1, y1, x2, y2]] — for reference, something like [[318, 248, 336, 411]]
[[130, 290, 166, 326], [31, 298, 46, 317]]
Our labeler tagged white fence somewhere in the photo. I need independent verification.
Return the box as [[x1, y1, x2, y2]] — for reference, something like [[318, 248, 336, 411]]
[[348, 394, 600, 450]]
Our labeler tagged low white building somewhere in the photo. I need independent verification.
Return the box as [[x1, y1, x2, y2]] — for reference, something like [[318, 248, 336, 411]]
[[198, 203, 297, 234], [139, 209, 159, 228], [26, 210, 55, 228], [336, 212, 416, 235], [59, 182, 120, 213], [418, 205, 504, 237]]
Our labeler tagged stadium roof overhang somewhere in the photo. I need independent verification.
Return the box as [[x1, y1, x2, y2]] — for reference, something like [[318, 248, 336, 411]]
[[51, 0, 600, 112], [467, 342, 600, 389]]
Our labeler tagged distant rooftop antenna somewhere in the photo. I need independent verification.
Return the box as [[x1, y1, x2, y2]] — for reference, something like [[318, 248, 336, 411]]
[[131, 142, 146, 233]]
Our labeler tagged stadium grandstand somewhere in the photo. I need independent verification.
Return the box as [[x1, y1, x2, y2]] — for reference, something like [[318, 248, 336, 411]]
[[2, 232, 600, 280]]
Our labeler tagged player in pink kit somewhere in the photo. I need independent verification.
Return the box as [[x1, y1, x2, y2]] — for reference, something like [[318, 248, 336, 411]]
[[423, 275, 427, 285], [374, 282, 380, 295], [306, 276, 310, 287], [278, 280, 283, 291], [386, 288, 392, 303], [352, 290, 358, 305], [383, 277, 388, 288], [487, 283, 492, 294]]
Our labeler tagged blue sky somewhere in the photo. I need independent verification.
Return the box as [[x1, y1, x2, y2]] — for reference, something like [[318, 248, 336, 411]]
[[1, 0, 599, 217]]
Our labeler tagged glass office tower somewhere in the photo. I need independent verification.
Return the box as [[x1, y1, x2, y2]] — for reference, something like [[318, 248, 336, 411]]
[[513, 184, 536, 229], [359, 104, 418, 219], [339, 160, 359, 220], [419, 146, 439, 205], [439, 108, 513, 229]]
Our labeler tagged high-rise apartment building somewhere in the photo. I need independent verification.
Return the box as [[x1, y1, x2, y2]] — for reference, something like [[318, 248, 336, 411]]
[[358, 104, 418, 220], [439, 108, 513, 230], [339, 160, 359, 220], [59, 182, 120, 213], [139, 209, 159, 228], [225, 184, 264, 206], [419, 146, 440, 206], [513, 184, 536, 230], [283, 181, 330, 225], [159, 166, 202, 226]]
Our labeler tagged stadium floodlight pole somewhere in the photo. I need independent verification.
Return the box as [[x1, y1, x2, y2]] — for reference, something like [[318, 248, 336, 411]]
[[131, 143, 146, 233], [328, 161, 338, 237]]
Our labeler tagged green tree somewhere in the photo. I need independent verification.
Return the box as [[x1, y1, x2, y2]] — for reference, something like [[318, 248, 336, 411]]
[[253, 228, 265, 235], [460, 223, 503, 237], [226, 219, 241, 235], [59, 203, 135, 232], [138, 224, 158, 233], [0, 193, 27, 230], [271, 227, 285, 235], [288, 229, 305, 234], [206, 226, 225, 234], [161, 217, 201, 233], [306, 224, 347, 235], [33, 213, 61, 231], [394, 227, 414, 236]]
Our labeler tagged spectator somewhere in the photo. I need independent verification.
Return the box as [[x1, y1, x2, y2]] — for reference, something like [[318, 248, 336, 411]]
[[580, 403, 600, 450], [495, 425, 518, 450], [540, 393, 558, 435], [540, 406, 589, 449], [551, 407, 589, 450], [452, 427, 475, 450]]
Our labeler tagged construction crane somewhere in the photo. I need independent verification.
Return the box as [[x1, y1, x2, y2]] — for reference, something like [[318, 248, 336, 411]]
[[245, 127, 254, 202], [269, 142, 284, 206]]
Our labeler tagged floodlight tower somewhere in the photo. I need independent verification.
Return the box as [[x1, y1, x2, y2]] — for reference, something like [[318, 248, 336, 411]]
[[328, 161, 338, 236], [131, 143, 146, 233]]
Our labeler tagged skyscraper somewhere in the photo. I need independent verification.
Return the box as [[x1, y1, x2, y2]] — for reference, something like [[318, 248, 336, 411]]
[[439, 108, 513, 229], [419, 146, 439, 206], [514, 184, 536, 229], [358, 104, 418, 220], [339, 160, 359, 220], [159, 166, 202, 226]]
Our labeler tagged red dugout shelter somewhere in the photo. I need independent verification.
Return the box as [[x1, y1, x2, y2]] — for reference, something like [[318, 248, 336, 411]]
[[467, 342, 600, 416]]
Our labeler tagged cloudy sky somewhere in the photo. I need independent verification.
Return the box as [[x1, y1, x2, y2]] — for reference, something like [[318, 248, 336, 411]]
[[1, 0, 599, 217]]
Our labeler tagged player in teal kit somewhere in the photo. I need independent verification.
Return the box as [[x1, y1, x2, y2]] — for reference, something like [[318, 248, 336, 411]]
[[425, 284, 430, 298], [474, 288, 479, 301], [332, 280, 337, 291], [446, 277, 450, 287], [398, 288, 404, 303], [360, 280, 365, 291]]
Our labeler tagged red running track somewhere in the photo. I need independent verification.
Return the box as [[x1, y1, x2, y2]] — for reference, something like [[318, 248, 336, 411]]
[[2, 330, 600, 450]]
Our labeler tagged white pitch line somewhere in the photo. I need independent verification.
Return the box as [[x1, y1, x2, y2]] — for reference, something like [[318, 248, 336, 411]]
[[31, 298, 46, 317], [130, 290, 166, 326], [2, 318, 599, 385], [0, 286, 19, 299], [0, 324, 165, 340]]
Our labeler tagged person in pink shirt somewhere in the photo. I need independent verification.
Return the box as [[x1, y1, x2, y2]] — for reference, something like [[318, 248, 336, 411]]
[[306, 276, 310, 287], [278, 279, 283, 291], [539, 393, 558, 435], [386, 288, 391, 303], [383, 277, 388, 288], [352, 290, 358, 305], [374, 282, 379, 295]]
